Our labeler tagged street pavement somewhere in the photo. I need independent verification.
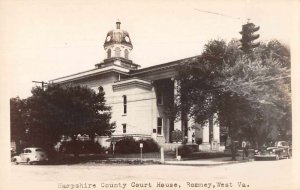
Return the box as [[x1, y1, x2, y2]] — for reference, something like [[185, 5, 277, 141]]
[[3, 158, 299, 190]]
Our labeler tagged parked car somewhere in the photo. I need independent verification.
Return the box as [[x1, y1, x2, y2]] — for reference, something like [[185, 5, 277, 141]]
[[254, 147, 278, 161], [12, 147, 48, 164], [254, 141, 291, 161], [266, 141, 291, 159]]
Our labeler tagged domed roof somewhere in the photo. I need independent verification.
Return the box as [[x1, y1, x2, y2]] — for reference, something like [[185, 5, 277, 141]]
[[104, 21, 133, 48]]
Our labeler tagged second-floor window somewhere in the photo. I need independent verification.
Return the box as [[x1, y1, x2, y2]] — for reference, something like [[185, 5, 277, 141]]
[[123, 95, 127, 114]]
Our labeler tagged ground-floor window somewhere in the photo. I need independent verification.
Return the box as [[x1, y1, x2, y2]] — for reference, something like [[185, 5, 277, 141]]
[[122, 124, 126, 133]]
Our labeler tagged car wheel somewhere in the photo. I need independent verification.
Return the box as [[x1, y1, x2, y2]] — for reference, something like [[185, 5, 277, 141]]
[[26, 158, 32, 165], [12, 158, 18, 165]]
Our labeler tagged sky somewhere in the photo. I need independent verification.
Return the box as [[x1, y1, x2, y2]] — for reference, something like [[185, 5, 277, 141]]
[[0, 0, 298, 98]]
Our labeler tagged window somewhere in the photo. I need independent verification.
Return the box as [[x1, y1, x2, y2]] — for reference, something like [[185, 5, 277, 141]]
[[157, 91, 163, 105], [123, 95, 127, 114], [157, 117, 163, 135], [24, 149, 32, 153], [98, 86, 104, 93], [115, 47, 121, 57], [122, 124, 126, 133], [107, 49, 111, 58], [124, 49, 129, 59]]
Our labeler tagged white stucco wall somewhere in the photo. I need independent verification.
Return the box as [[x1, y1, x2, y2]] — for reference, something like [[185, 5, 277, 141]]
[[61, 71, 158, 141], [111, 87, 153, 137]]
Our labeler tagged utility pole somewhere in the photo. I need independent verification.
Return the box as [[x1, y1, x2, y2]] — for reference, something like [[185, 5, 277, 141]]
[[32, 81, 48, 91], [194, 8, 260, 53]]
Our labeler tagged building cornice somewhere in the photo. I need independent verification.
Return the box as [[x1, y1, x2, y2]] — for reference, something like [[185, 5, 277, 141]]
[[49, 65, 130, 84], [130, 55, 200, 76], [112, 78, 152, 91], [49, 55, 200, 84]]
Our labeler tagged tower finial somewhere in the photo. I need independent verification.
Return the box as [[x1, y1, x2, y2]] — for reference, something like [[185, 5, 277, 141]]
[[116, 20, 121, 29]]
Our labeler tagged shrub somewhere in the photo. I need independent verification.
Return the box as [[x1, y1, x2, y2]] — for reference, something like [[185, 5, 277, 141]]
[[137, 139, 160, 153], [115, 137, 139, 154], [61, 140, 103, 154], [178, 145, 193, 157], [196, 138, 202, 145], [115, 137, 160, 154]]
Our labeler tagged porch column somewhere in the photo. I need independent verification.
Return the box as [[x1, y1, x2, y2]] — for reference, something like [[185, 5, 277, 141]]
[[202, 122, 210, 144], [213, 125, 220, 143], [199, 121, 211, 151], [212, 113, 220, 151], [151, 85, 158, 140], [173, 79, 181, 131]]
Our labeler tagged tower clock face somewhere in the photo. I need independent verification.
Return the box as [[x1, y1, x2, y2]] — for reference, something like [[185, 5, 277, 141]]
[[125, 36, 130, 42], [106, 36, 111, 42]]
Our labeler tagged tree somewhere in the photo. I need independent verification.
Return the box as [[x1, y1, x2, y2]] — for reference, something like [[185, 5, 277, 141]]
[[175, 39, 291, 160], [10, 84, 115, 153], [10, 97, 30, 152], [220, 40, 291, 145]]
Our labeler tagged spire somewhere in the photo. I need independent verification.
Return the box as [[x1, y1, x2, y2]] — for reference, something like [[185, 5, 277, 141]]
[[116, 20, 121, 29]]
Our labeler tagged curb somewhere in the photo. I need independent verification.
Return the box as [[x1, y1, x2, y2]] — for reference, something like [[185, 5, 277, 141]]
[[163, 159, 251, 167]]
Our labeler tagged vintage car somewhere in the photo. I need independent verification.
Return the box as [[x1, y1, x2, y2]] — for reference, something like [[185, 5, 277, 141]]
[[254, 141, 291, 161], [266, 141, 291, 159], [12, 147, 48, 164]]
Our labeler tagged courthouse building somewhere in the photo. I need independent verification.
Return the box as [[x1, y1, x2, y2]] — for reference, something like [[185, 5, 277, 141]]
[[49, 21, 222, 151]]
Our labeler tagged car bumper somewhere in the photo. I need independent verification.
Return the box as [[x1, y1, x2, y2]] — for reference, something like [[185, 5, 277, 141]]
[[254, 155, 277, 161]]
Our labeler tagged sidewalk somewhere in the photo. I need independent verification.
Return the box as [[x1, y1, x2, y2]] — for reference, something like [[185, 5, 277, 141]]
[[164, 156, 253, 166]]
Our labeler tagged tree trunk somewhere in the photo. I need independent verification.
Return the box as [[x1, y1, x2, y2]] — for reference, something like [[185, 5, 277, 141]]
[[228, 127, 236, 161], [230, 138, 236, 161], [71, 136, 79, 158]]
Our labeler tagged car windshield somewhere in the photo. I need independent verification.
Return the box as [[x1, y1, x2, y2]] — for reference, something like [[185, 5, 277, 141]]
[[35, 149, 44, 152]]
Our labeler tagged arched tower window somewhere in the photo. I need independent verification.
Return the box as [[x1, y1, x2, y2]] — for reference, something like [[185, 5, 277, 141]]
[[107, 49, 111, 58], [115, 47, 121, 57], [124, 49, 129, 59]]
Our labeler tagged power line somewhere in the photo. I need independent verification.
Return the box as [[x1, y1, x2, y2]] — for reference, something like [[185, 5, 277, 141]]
[[194, 8, 243, 21], [91, 75, 291, 101], [104, 75, 290, 105]]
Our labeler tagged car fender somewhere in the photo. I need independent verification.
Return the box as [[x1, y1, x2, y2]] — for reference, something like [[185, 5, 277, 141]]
[[13, 156, 21, 162]]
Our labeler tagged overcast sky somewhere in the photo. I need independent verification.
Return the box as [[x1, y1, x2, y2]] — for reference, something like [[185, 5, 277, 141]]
[[0, 0, 298, 98]]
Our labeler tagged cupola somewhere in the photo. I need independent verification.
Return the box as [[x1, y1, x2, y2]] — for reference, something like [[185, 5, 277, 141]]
[[104, 21, 133, 59], [96, 21, 140, 70]]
